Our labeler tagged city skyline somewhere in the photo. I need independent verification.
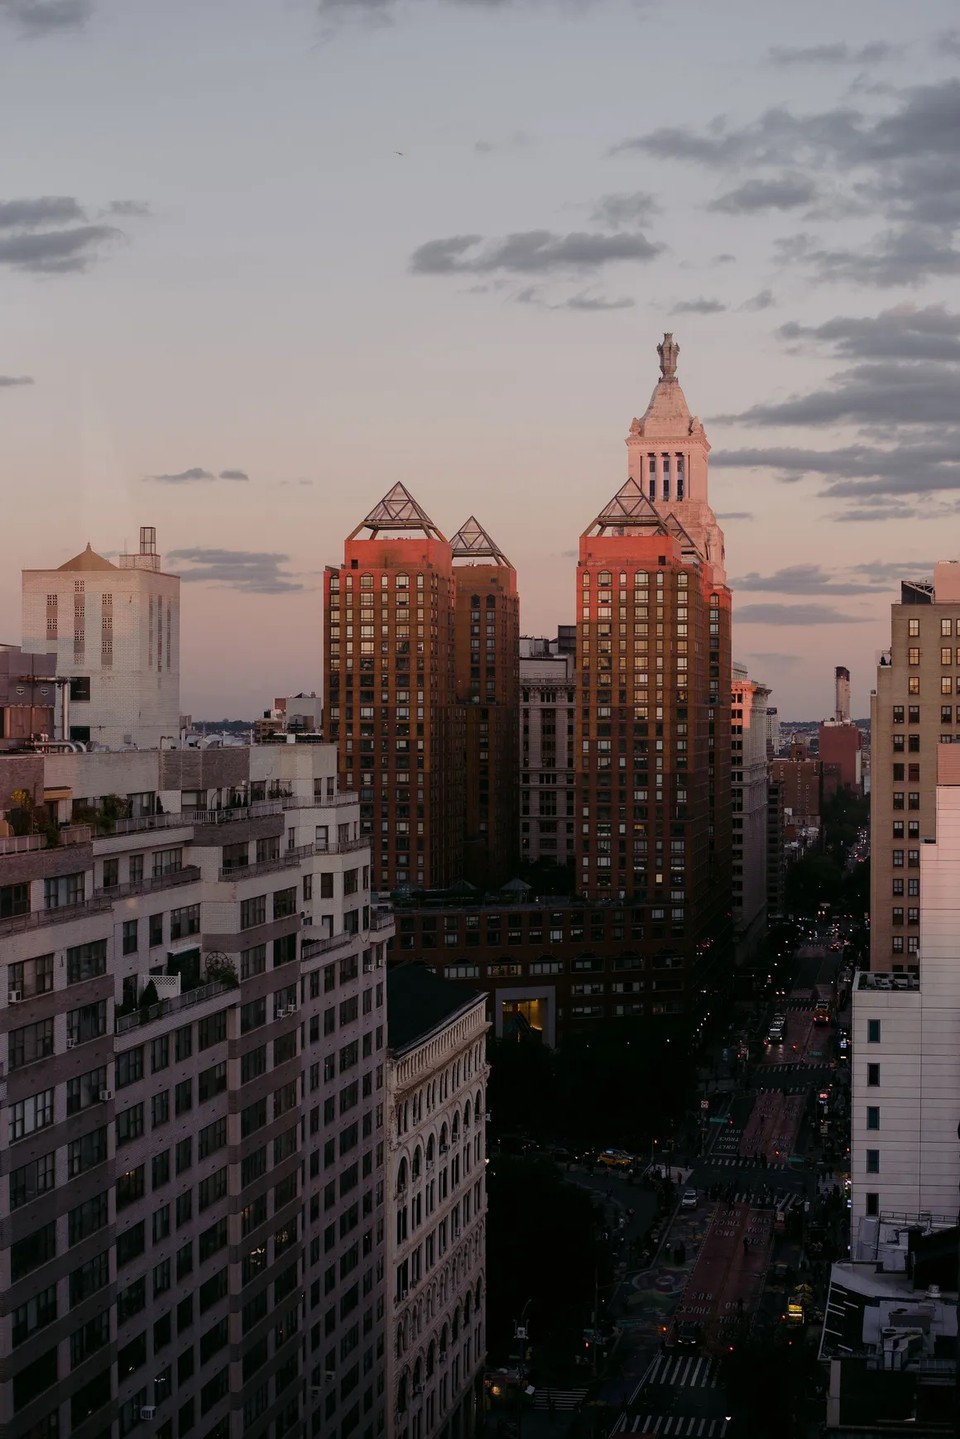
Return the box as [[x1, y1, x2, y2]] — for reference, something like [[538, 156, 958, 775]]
[[2, 0, 959, 718]]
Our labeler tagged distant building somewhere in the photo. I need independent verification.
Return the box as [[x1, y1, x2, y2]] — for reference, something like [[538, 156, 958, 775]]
[[731, 664, 769, 962], [0, 645, 60, 751], [22, 526, 180, 751], [253, 692, 321, 744], [869, 565, 960, 970], [820, 719, 863, 800], [385, 964, 488, 1439], [835, 665, 852, 724], [765, 706, 781, 759], [771, 738, 822, 832], [519, 638, 576, 869], [451, 518, 520, 891]]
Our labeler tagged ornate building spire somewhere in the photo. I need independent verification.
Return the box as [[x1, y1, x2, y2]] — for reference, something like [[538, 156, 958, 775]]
[[657, 331, 679, 381]]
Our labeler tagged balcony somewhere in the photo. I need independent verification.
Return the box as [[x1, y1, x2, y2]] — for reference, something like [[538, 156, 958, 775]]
[[302, 929, 358, 958], [0, 895, 112, 938], [218, 847, 312, 883], [315, 836, 368, 855], [96, 865, 202, 900], [0, 824, 93, 856], [112, 800, 284, 836], [371, 910, 394, 931], [115, 979, 234, 1035]]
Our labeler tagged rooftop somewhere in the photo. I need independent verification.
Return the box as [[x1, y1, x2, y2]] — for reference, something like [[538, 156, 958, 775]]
[[386, 962, 485, 1054], [56, 542, 118, 573], [858, 971, 920, 992]]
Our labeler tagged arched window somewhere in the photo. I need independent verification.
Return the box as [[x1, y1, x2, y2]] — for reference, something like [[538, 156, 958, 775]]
[[440, 1323, 449, 1358], [426, 1135, 435, 1166], [475, 1277, 484, 1308], [463, 1099, 472, 1130], [397, 1375, 408, 1414], [452, 1305, 461, 1340], [451, 1111, 460, 1145], [426, 1340, 436, 1377], [412, 1146, 422, 1180], [439, 1123, 449, 1153], [412, 1357, 423, 1391], [464, 1292, 472, 1323], [486, 594, 496, 608], [475, 1088, 483, 1120], [397, 1156, 408, 1192]]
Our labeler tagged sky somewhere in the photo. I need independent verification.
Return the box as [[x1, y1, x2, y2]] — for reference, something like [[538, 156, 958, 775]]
[[2, 0, 960, 721]]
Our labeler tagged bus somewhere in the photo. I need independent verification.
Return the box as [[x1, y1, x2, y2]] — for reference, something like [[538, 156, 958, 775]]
[[813, 983, 832, 1026]]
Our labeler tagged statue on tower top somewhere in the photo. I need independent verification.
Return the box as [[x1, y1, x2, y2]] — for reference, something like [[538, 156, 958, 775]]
[[658, 331, 679, 381]]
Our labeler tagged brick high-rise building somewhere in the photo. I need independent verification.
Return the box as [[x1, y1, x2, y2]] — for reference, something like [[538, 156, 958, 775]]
[[325, 485, 463, 894], [519, 638, 576, 871], [574, 334, 732, 990], [450, 518, 520, 891], [870, 564, 960, 971]]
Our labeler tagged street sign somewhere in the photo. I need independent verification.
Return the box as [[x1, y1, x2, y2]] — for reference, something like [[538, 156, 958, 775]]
[[708, 1116, 728, 1124]]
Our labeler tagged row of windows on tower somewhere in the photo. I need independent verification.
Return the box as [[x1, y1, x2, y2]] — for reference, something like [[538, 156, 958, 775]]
[[581, 570, 691, 589]]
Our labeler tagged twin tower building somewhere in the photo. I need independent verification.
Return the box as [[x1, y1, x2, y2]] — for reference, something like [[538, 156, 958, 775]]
[[324, 334, 733, 963]]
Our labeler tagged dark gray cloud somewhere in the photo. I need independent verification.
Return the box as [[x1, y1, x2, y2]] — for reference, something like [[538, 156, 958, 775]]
[[805, 225, 960, 287], [107, 199, 151, 218], [741, 289, 775, 311], [768, 42, 899, 66], [0, 374, 33, 387], [733, 563, 884, 595], [218, 469, 250, 482], [562, 291, 634, 311], [146, 468, 216, 484], [0, 196, 86, 229], [713, 434, 960, 503], [590, 190, 659, 229], [0, 223, 120, 273], [720, 360, 960, 429], [167, 548, 303, 595], [716, 511, 753, 520], [709, 174, 817, 214], [849, 558, 933, 585], [736, 602, 871, 625], [779, 304, 960, 362], [0, 0, 93, 35], [673, 297, 726, 314], [410, 228, 662, 276]]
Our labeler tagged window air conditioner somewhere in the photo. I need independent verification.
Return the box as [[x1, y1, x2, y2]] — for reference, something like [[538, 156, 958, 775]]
[[8, 989, 22, 1003], [414, 1384, 425, 1395], [66, 1038, 77, 1049], [140, 1408, 157, 1421], [399, 1289, 408, 1301], [439, 1350, 448, 1363], [100, 1089, 113, 1102]]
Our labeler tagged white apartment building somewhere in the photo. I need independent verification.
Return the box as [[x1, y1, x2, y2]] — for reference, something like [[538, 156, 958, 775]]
[[385, 966, 488, 1439], [849, 745, 960, 1248], [22, 527, 180, 750], [0, 740, 393, 1439], [519, 639, 575, 869], [731, 664, 769, 963]]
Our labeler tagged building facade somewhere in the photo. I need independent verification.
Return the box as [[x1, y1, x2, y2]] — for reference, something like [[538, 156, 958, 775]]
[[324, 486, 463, 894], [731, 664, 769, 963], [519, 640, 576, 872], [0, 645, 59, 750], [22, 527, 181, 751], [574, 334, 732, 991], [0, 742, 392, 1439], [451, 519, 519, 891], [771, 740, 822, 832], [385, 966, 488, 1439], [869, 566, 960, 970], [849, 745, 960, 1242]]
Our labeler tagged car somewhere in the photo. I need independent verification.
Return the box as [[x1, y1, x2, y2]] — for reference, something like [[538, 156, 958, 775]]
[[675, 1320, 702, 1348], [680, 1189, 698, 1211], [596, 1148, 633, 1169]]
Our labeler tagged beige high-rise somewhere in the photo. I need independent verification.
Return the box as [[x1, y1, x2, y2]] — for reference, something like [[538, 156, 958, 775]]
[[870, 563, 960, 970]]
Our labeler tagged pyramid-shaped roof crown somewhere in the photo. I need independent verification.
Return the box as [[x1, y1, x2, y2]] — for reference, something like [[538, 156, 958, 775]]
[[351, 483, 446, 541], [57, 542, 118, 572], [583, 476, 669, 538], [450, 516, 511, 566]]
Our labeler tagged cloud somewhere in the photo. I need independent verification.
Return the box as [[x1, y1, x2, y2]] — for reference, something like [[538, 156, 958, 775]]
[[590, 190, 659, 229], [0, 0, 93, 35], [0, 374, 34, 387], [716, 511, 753, 520], [744, 651, 800, 667], [733, 563, 885, 596], [735, 602, 871, 625], [146, 468, 216, 484], [767, 42, 899, 66], [218, 469, 250, 482], [561, 291, 635, 311], [709, 174, 817, 214], [0, 196, 87, 229], [805, 225, 960, 287], [720, 361, 960, 429], [779, 304, 960, 362], [410, 229, 663, 276], [106, 199, 151, 218], [712, 434, 960, 503], [741, 289, 775, 311], [673, 297, 726, 314], [167, 548, 303, 595], [848, 558, 933, 585], [0, 223, 120, 273]]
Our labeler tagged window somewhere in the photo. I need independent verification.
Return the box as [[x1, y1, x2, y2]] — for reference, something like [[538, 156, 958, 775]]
[[44, 871, 85, 910], [867, 1019, 881, 1043], [152, 1091, 170, 1127], [118, 1165, 147, 1208], [13, 1284, 57, 1347], [10, 1018, 54, 1068], [867, 1063, 880, 1086], [866, 1149, 880, 1174], [198, 1062, 227, 1102], [198, 1012, 227, 1050], [122, 919, 138, 954], [116, 1103, 145, 1146], [273, 886, 297, 919], [149, 913, 164, 947], [11, 1087, 54, 1141], [865, 1192, 879, 1217], [69, 1193, 109, 1246], [12, 1221, 57, 1281], [170, 904, 200, 939], [199, 1117, 227, 1159], [67, 1000, 107, 1046], [69, 1126, 108, 1177], [866, 1106, 880, 1130], [908, 646, 920, 665], [10, 1152, 56, 1209], [909, 676, 920, 694], [153, 846, 183, 877], [241, 895, 267, 929], [116, 1046, 144, 1089]]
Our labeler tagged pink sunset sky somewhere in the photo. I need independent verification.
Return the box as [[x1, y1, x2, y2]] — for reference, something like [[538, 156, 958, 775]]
[[2, 0, 959, 720]]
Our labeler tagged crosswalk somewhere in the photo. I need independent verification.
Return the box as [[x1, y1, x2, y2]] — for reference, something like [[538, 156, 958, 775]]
[[644, 1354, 720, 1389], [759, 1061, 832, 1073], [709, 1155, 791, 1171], [531, 1386, 588, 1412], [689, 1185, 803, 1210], [617, 1415, 728, 1436]]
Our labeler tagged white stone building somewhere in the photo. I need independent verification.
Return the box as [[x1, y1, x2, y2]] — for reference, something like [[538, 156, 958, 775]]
[[0, 740, 393, 1439], [731, 664, 770, 963], [849, 744, 960, 1248], [22, 526, 180, 751], [385, 966, 488, 1439], [519, 639, 576, 868]]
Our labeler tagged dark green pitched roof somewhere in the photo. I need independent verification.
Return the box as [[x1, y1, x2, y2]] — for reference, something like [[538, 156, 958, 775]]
[[386, 963, 486, 1055]]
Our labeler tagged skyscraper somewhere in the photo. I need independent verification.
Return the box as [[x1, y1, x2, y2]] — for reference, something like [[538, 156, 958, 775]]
[[869, 565, 960, 970], [574, 335, 732, 986], [22, 527, 180, 750], [324, 485, 463, 894], [450, 518, 520, 890]]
